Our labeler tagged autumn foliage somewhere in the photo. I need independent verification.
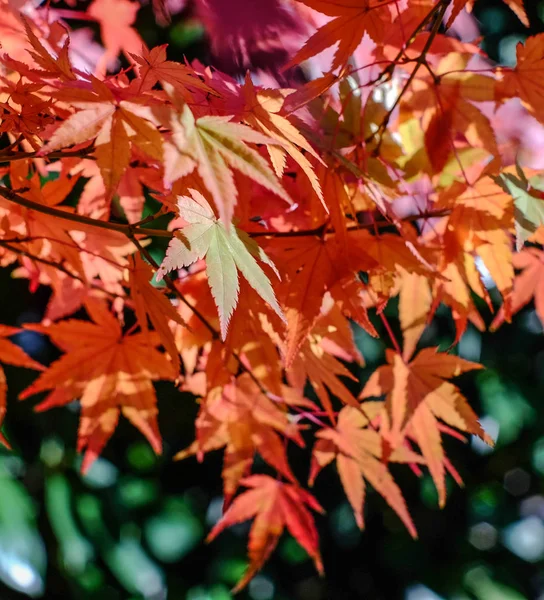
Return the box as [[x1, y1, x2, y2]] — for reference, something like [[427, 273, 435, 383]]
[[0, 0, 541, 590]]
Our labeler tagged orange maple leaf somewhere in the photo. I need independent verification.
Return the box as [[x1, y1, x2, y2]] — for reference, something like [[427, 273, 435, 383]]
[[176, 374, 308, 504], [309, 406, 421, 535], [491, 247, 544, 331], [88, 0, 145, 75], [0, 325, 44, 448], [361, 348, 491, 506], [128, 254, 186, 373], [208, 474, 324, 592], [287, 0, 391, 72], [500, 34, 544, 125], [20, 299, 177, 471], [130, 45, 217, 96], [448, 0, 528, 29], [40, 78, 163, 202]]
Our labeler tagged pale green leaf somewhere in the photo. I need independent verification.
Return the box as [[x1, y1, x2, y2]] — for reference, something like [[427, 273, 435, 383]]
[[501, 173, 544, 249], [157, 189, 284, 337], [156, 223, 214, 281], [207, 227, 240, 339], [226, 227, 285, 323], [200, 126, 292, 209], [197, 116, 277, 146], [176, 189, 215, 223], [235, 228, 281, 281], [176, 105, 290, 226]]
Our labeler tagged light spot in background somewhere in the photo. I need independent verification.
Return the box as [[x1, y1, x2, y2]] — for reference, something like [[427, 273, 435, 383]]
[[520, 495, 544, 520], [471, 417, 499, 455], [249, 574, 275, 600], [498, 35, 527, 66], [329, 502, 361, 548], [503, 468, 531, 497], [458, 326, 482, 362], [474, 257, 494, 290], [470, 486, 499, 520], [532, 438, 544, 475], [14, 311, 47, 358], [480, 7, 508, 35], [0, 554, 43, 597], [476, 372, 534, 447], [186, 584, 231, 600], [0, 456, 25, 478], [206, 496, 224, 527], [79, 457, 118, 489], [144, 499, 203, 563], [464, 565, 527, 600], [40, 438, 64, 468], [469, 522, 498, 551], [405, 583, 445, 600], [523, 311, 543, 335], [503, 517, 544, 562]]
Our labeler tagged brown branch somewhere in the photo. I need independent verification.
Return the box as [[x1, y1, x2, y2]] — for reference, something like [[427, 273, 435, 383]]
[[250, 209, 450, 238], [0, 239, 119, 298], [0, 181, 450, 245], [0, 145, 95, 164], [126, 231, 217, 338], [0, 185, 172, 238], [365, 0, 451, 150], [362, 0, 447, 90]]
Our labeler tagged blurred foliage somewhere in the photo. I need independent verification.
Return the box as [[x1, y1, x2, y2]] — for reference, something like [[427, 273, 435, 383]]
[[1, 1, 544, 599]]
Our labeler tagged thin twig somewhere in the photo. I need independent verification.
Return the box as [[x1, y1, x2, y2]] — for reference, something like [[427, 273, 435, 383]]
[[0, 185, 172, 238], [0, 146, 95, 164], [365, 0, 451, 151], [0, 239, 119, 298]]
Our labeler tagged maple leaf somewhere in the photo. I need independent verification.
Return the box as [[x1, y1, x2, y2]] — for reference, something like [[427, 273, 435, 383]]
[[0, 162, 86, 278], [175, 374, 307, 503], [20, 299, 177, 471], [128, 254, 187, 372], [491, 247, 544, 331], [242, 75, 323, 202], [361, 348, 491, 506], [0, 325, 44, 448], [288, 337, 360, 420], [398, 269, 432, 361], [88, 0, 145, 74], [499, 34, 544, 125], [20, 18, 77, 81], [40, 80, 163, 201], [208, 475, 324, 592], [400, 54, 500, 173], [309, 406, 421, 534], [447, 0, 528, 28], [165, 104, 291, 225], [224, 278, 286, 395], [499, 171, 544, 250], [130, 45, 216, 96], [156, 189, 285, 339], [270, 233, 378, 366], [287, 0, 391, 71]]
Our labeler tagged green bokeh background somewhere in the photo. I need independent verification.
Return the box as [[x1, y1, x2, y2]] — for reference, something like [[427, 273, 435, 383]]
[[1, 1, 544, 598]]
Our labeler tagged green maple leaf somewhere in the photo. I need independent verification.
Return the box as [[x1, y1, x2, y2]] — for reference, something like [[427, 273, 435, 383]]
[[157, 189, 285, 338], [167, 104, 292, 226], [499, 169, 544, 250]]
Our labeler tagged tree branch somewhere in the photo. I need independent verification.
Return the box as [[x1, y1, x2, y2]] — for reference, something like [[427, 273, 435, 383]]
[[365, 0, 451, 150], [0, 146, 95, 164], [0, 185, 172, 238], [0, 239, 119, 298]]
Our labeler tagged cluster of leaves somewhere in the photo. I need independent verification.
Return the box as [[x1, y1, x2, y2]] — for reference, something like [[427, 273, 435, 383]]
[[0, 0, 543, 590]]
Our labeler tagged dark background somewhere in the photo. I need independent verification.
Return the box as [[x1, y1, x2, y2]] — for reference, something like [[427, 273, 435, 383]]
[[1, 1, 544, 598]]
